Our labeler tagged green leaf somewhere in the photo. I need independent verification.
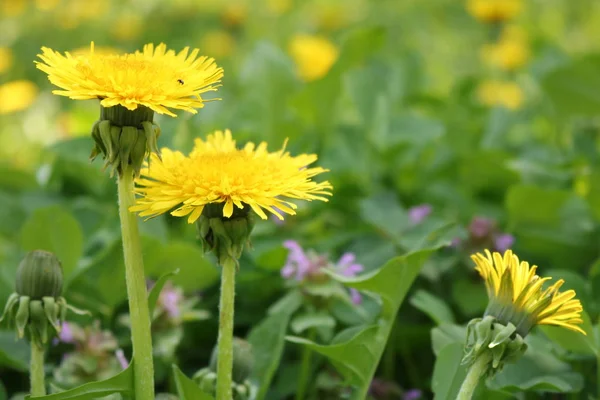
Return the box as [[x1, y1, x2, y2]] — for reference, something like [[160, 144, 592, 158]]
[[172, 364, 214, 400], [541, 310, 597, 355], [0, 331, 29, 371], [431, 343, 467, 400], [248, 297, 297, 400], [27, 362, 134, 399], [489, 334, 584, 393], [287, 248, 437, 398], [20, 205, 84, 284], [148, 269, 180, 316], [146, 241, 219, 292], [290, 313, 336, 334], [542, 55, 600, 118], [431, 324, 466, 356], [410, 290, 455, 325], [358, 191, 409, 240]]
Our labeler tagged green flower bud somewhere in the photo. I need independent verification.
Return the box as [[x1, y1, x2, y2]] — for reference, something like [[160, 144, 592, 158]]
[[209, 337, 254, 383], [90, 105, 160, 177], [16, 250, 63, 299], [196, 203, 255, 266]]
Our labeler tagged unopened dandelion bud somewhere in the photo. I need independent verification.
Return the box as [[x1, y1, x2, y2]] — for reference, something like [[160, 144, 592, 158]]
[[1, 251, 79, 348], [16, 250, 63, 299]]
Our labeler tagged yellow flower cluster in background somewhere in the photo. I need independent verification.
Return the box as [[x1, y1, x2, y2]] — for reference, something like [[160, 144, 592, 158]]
[[477, 80, 523, 110], [0, 80, 38, 115], [288, 34, 339, 82], [467, 0, 522, 24], [482, 26, 529, 71], [0, 47, 14, 74]]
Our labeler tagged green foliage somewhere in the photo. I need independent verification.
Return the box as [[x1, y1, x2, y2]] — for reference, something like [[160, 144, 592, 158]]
[[172, 365, 214, 400]]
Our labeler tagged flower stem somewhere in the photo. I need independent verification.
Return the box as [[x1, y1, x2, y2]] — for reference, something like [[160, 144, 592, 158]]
[[117, 170, 154, 400], [216, 257, 237, 400], [30, 342, 46, 397], [295, 329, 316, 400], [457, 352, 491, 400]]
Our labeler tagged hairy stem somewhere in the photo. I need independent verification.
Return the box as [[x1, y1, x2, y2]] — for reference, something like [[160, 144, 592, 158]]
[[216, 258, 237, 400], [30, 342, 46, 397], [457, 352, 491, 400]]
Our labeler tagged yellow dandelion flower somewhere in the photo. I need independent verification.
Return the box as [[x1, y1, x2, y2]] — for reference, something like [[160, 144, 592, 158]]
[[0, 47, 14, 74], [467, 0, 522, 23], [131, 129, 332, 223], [35, 42, 223, 117], [288, 34, 338, 82], [0, 80, 39, 115], [472, 250, 585, 336], [477, 80, 524, 110], [482, 27, 529, 71]]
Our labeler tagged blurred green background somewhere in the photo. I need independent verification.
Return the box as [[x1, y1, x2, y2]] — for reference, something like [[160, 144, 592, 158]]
[[2, 0, 600, 399]]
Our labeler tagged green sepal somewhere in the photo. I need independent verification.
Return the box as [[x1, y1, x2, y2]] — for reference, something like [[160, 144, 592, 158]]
[[461, 316, 527, 377], [15, 296, 30, 338], [0, 293, 19, 323], [43, 296, 61, 332], [29, 299, 48, 344]]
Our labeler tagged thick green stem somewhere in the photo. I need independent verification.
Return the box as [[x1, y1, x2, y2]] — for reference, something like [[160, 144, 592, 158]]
[[117, 171, 155, 400], [296, 329, 316, 400], [457, 352, 491, 400], [216, 258, 237, 400], [30, 342, 46, 397]]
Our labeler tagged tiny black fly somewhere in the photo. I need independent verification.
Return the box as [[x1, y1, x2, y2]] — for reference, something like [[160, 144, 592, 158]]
[[177, 79, 184, 85]]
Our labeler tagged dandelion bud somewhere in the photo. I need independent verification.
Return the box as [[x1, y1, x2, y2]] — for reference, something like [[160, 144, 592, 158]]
[[16, 250, 63, 299]]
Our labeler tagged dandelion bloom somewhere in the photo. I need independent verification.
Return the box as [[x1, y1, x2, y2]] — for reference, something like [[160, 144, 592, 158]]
[[477, 80, 523, 110], [466, 0, 522, 23], [131, 130, 332, 223], [35, 42, 223, 116], [288, 34, 338, 82], [472, 250, 585, 336]]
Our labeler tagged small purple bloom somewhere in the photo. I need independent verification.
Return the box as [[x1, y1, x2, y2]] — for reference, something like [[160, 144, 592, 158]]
[[408, 204, 432, 225], [58, 321, 75, 344], [469, 217, 494, 239], [336, 252, 364, 304], [404, 389, 422, 400], [115, 349, 129, 369], [282, 240, 312, 281], [159, 284, 183, 319], [494, 233, 515, 252]]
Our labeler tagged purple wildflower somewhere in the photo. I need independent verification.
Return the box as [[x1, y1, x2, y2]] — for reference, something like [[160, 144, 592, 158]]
[[282, 240, 312, 281], [404, 389, 422, 400], [115, 349, 129, 369], [494, 233, 515, 252], [408, 204, 432, 225], [336, 253, 364, 304], [469, 217, 494, 239], [159, 283, 183, 319], [58, 321, 75, 344]]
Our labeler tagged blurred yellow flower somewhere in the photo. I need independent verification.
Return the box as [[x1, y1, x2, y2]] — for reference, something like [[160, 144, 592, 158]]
[[467, 0, 522, 23], [111, 14, 143, 41], [131, 129, 332, 223], [34, 0, 61, 11], [222, 2, 247, 27], [36, 42, 223, 117], [482, 27, 529, 70], [201, 30, 236, 59], [0, 47, 14, 74], [472, 250, 585, 335], [0, 80, 38, 114], [1, 0, 27, 17], [267, 0, 292, 15], [477, 80, 523, 110], [289, 35, 338, 82]]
